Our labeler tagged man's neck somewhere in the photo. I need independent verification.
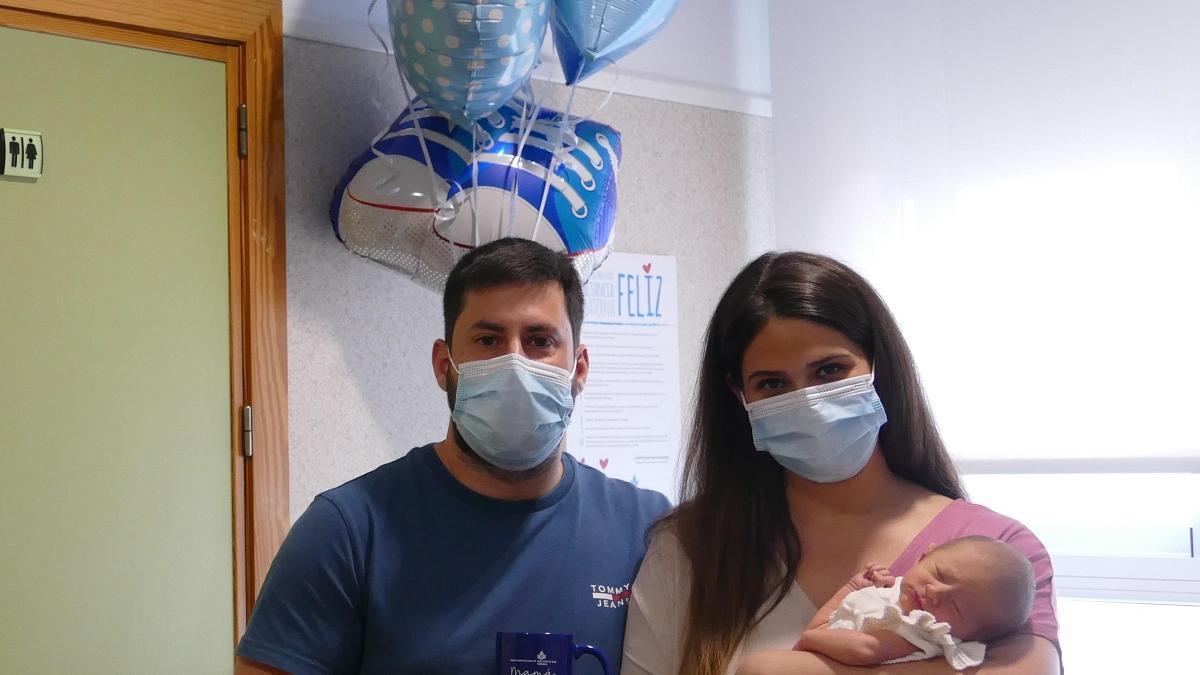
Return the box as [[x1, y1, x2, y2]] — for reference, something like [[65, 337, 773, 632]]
[[432, 428, 565, 501]]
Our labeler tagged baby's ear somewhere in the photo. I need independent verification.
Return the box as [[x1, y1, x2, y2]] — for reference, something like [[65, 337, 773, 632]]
[[917, 542, 940, 561]]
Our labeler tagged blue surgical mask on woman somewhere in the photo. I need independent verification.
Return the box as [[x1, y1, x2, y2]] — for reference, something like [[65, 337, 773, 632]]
[[449, 352, 576, 472], [742, 372, 887, 483]]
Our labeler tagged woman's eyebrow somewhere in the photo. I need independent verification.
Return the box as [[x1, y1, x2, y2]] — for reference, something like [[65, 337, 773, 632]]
[[746, 369, 790, 380], [805, 353, 853, 368]]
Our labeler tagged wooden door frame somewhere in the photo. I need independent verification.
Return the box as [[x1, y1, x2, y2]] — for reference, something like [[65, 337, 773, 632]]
[[0, 0, 287, 642]]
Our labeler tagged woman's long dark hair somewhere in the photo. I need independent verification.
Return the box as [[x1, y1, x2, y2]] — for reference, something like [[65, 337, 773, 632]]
[[659, 252, 965, 675]]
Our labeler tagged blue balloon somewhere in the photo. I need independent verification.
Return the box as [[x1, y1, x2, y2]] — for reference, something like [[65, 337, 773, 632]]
[[551, 0, 681, 84], [331, 100, 622, 291], [388, 0, 550, 124]]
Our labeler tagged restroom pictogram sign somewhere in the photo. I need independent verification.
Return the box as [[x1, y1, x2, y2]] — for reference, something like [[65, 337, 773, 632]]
[[1, 128, 43, 179]]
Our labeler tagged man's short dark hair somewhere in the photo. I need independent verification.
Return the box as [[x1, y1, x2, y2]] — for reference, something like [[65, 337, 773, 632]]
[[443, 238, 584, 347]]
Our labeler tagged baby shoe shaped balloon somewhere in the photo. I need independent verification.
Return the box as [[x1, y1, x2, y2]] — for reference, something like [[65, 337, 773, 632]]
[[331, 99, 622, 291]]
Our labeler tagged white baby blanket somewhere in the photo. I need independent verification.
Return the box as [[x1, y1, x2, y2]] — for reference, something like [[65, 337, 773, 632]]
[[828, 577, 987, 670]]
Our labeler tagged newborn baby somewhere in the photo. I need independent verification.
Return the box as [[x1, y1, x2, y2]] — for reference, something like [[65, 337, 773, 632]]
[[738, 535, 1035, 673]]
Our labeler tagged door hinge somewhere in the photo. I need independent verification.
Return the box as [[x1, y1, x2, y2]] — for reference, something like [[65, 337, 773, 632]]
[[237, 103, 248, 159], [242, 405, 253, 458]]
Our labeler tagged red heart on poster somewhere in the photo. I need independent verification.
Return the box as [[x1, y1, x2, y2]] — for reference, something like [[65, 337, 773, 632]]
[[642, 262, 652, 273], [599, 458, 609, 469]]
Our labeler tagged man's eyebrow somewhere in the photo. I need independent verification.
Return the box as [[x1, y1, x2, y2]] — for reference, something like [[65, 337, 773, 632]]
[[522, 323, 562, 335], [468, 320, 506, 333]]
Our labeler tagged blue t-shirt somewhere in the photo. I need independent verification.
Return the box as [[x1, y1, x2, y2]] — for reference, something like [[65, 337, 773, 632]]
[[237, 445, 671, 674]]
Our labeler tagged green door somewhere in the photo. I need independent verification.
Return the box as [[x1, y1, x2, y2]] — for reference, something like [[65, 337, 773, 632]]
[[0, 26, 233, 673]]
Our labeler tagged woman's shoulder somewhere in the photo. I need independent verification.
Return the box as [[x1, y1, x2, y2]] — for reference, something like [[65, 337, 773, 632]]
[[931, 499, 1051, 560], [641, 522, 690, 570]]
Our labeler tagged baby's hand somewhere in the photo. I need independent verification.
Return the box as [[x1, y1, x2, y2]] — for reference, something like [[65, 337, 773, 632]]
[[848, 563, 886, 589], [850, 563, 896, 589], [865, 563, 896, 588]]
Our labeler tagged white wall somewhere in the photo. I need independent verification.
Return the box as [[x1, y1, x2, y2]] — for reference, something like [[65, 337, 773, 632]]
[[769, 0, 1200, 468], [283, 37, 773, 521], [283, 0, 773, 116]]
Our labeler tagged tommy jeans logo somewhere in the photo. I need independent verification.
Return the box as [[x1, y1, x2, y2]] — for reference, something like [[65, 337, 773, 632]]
[[590, 582, 632, 608]]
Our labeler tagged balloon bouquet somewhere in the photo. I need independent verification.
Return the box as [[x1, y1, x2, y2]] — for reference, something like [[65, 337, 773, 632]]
[[331, 0, 681, 291]]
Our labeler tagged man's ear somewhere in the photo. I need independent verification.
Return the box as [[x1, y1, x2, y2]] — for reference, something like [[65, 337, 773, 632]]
[[571, 344, 590, 397], [432, 339, 452, 392]]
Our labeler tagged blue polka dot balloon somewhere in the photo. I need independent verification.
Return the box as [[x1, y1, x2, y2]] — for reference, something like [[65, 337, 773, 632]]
[[388, 0, 550, 124]]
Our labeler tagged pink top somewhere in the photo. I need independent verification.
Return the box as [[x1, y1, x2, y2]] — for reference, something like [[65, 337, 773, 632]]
[[888, 499, 1060, 648]]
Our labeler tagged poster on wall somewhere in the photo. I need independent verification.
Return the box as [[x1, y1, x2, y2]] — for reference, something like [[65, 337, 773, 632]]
[[565, 251, 682, 501]]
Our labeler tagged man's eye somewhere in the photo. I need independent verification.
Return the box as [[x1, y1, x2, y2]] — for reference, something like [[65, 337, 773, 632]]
[[528, 336, 554, 349], [477, 335, 499, 347]]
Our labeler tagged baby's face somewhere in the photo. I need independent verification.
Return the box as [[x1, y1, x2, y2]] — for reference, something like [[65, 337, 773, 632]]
[[897, 544, 1001, 640]]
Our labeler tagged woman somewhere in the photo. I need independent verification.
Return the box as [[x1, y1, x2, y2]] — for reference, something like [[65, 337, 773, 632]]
[[621, 252, 1060, 675]]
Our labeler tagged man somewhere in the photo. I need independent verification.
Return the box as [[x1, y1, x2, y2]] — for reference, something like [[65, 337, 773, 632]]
[[237, 238, 671, 674]]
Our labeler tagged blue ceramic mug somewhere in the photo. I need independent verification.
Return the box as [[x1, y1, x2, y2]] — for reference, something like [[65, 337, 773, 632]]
[[496, 632, 610, 675]]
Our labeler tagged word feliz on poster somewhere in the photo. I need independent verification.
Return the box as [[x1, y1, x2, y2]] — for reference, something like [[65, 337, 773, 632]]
[[586, 261, 666, 319], [568, 252, 681, 502]]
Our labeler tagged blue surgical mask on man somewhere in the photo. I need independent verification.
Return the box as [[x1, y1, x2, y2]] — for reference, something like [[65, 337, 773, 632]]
[[449, 352, 577, 472], [742, 372, 887, 483]]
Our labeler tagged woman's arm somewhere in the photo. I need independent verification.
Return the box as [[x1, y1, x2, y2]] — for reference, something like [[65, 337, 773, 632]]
[[621, 533, 689, 675], [739, 634, 1059, 675], [804, 564, 894, 632], [794, 628, 919, 666], [805, 582, 857, 631]]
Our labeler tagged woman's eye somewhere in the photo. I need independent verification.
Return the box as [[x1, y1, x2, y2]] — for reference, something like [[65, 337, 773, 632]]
[[756, 378, 786, 391], [815, 362, 848, 379]]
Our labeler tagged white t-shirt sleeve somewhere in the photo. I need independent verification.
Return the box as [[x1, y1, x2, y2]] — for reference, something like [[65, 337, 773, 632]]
[[619, 529, 818, 675], [621, 530, 690, 675]]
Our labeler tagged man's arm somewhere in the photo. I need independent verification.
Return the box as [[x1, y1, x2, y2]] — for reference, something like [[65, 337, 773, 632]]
[[740, 634, 1060, 675], [794, 628, 918, 666], [235, 496, 365, 673], [235, 656, 288, 674]]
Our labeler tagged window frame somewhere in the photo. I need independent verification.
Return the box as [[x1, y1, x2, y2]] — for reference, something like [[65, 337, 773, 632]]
[[957, 457, 1200, 604]]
